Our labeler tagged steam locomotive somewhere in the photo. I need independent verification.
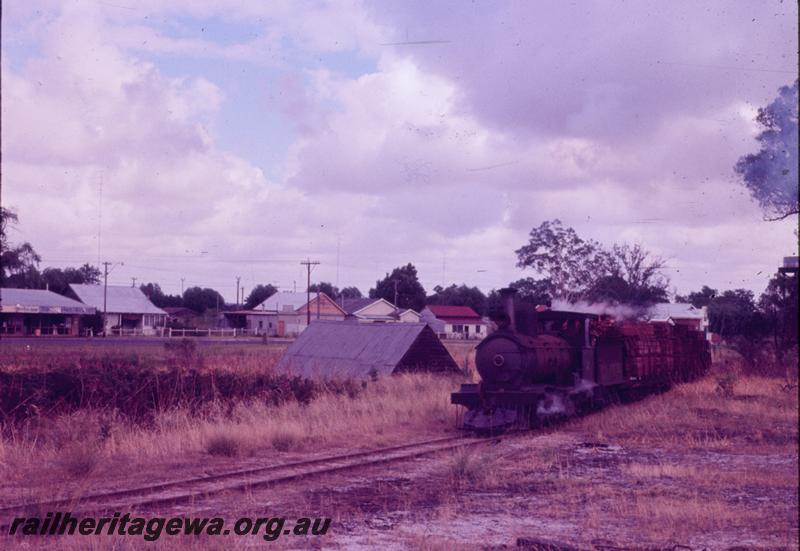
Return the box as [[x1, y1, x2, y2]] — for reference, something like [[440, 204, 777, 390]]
[[451, 289, 711, 431]]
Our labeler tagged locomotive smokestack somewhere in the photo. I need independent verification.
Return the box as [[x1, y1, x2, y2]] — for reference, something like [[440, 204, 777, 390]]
[[499, 288, 517, 332]]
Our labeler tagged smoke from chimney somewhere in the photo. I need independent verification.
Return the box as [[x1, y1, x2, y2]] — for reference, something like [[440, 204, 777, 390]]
[[550, 300, 648, 321]]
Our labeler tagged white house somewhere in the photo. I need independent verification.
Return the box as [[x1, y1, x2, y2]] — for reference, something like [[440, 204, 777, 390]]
[[396, 308, 421, 323], [420, 305, 487, 340], [339, 297, 421, 323], [69, 284, 167, 336]]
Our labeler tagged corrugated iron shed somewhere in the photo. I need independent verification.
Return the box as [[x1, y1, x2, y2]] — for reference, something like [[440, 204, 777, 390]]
[[275, 321, 460, 379]]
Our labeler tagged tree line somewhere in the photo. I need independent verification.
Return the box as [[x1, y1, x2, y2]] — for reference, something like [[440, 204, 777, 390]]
[[1, 205, 795, 343]]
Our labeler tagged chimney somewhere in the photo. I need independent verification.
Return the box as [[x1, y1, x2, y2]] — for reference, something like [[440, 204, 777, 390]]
[[499, 288, 517, 332]]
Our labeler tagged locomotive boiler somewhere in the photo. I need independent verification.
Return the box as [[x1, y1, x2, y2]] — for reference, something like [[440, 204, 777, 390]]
[[451, 288, 711, 431]]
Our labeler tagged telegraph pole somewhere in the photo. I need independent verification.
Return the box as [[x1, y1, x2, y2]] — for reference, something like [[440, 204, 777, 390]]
[[236, 276, 241, 307], [300, 259, 320, 325], [180, 278, 185, 295], [131, 277, 137, 287], [393, 279, 399, 307], [102, 261, 111, 337]]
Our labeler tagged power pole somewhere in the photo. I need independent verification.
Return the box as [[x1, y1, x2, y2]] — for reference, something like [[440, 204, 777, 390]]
[[300, 259, 320, 326], [393, 279, 399, 307], [131, 277, 137, 287], [180, 278, 185, 295], [236, 276, 241, 307], [102, 261, 111, 337]]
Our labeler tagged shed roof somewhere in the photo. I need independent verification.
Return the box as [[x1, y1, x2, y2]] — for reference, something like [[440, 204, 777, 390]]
[[275, 321, 460, 379], [426, 304, 483, 322], [340, 297, 381, 314], [0, 288, 95, 314], [255, 291, 309, 311], [255, 290, 343, 312], [646, 303, 706, 321], [69, 284, 167, 315]]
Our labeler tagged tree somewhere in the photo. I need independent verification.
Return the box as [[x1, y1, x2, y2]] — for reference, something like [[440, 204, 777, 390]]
[[40, 264, 102, 295], [140, 282, 183, 308], [677, 285, 718, 308], [515, 220, 615, 301], [584, 275, 667, 305], [608, 244, 668, 294], [5, 266, 44, 289], [0, 207, 41, 286], [369, 263, 426, 311], [426, 284, 488, 315], [245, 284, 278, 309], [515, 220, 668, 304], [759, 273, 798, 354], [182, 286, 225, 313], [735, 80, 799, 221], [308, 282, 339, 299], [75, 264, 102, 284], [339, 286, 362, 299], [582, 244, 668, 305], [507, 278, 552, 306], [707, 289, 762, 339]]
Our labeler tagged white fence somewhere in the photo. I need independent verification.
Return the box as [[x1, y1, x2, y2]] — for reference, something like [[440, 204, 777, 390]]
[[167, 328, 252, 338], [102, 327, 252, 337]]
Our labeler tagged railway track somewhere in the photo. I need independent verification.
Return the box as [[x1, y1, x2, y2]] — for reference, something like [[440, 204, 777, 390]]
[[0, 434, 499, 521]]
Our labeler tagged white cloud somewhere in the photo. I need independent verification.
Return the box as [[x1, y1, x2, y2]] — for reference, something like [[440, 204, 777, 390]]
[[2, 0, 797, 300]]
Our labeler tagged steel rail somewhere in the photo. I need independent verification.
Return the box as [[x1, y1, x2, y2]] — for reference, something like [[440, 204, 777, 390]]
[[0, 434, 497, 521]]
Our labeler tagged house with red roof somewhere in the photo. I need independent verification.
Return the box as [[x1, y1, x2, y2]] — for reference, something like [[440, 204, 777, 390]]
[[420, 304, 487, 340]]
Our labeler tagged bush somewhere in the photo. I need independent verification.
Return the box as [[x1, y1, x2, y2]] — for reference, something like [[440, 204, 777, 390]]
[[205, 431, 245, 457], [271, 428, 303, 452], [448, 448, 488, 489], [715, 371, 738, 398], [57, 442, 100, 477], [0, 358, 346, 429]]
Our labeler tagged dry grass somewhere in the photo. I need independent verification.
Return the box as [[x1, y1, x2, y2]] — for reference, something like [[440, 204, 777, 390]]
[[55, 442, 101, 477], [570, 373, 798, 450], [204, 430, 247, 457], [447, 448, 492, 490], [443, 342, 478, 380], [270, 427, 305, 452], [424, 366, 799, 548], [0, 372, 460, 488], [603, 495, 751, 535]]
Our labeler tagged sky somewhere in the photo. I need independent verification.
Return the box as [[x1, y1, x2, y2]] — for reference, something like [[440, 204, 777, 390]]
[[2, 0, 798, 302]]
